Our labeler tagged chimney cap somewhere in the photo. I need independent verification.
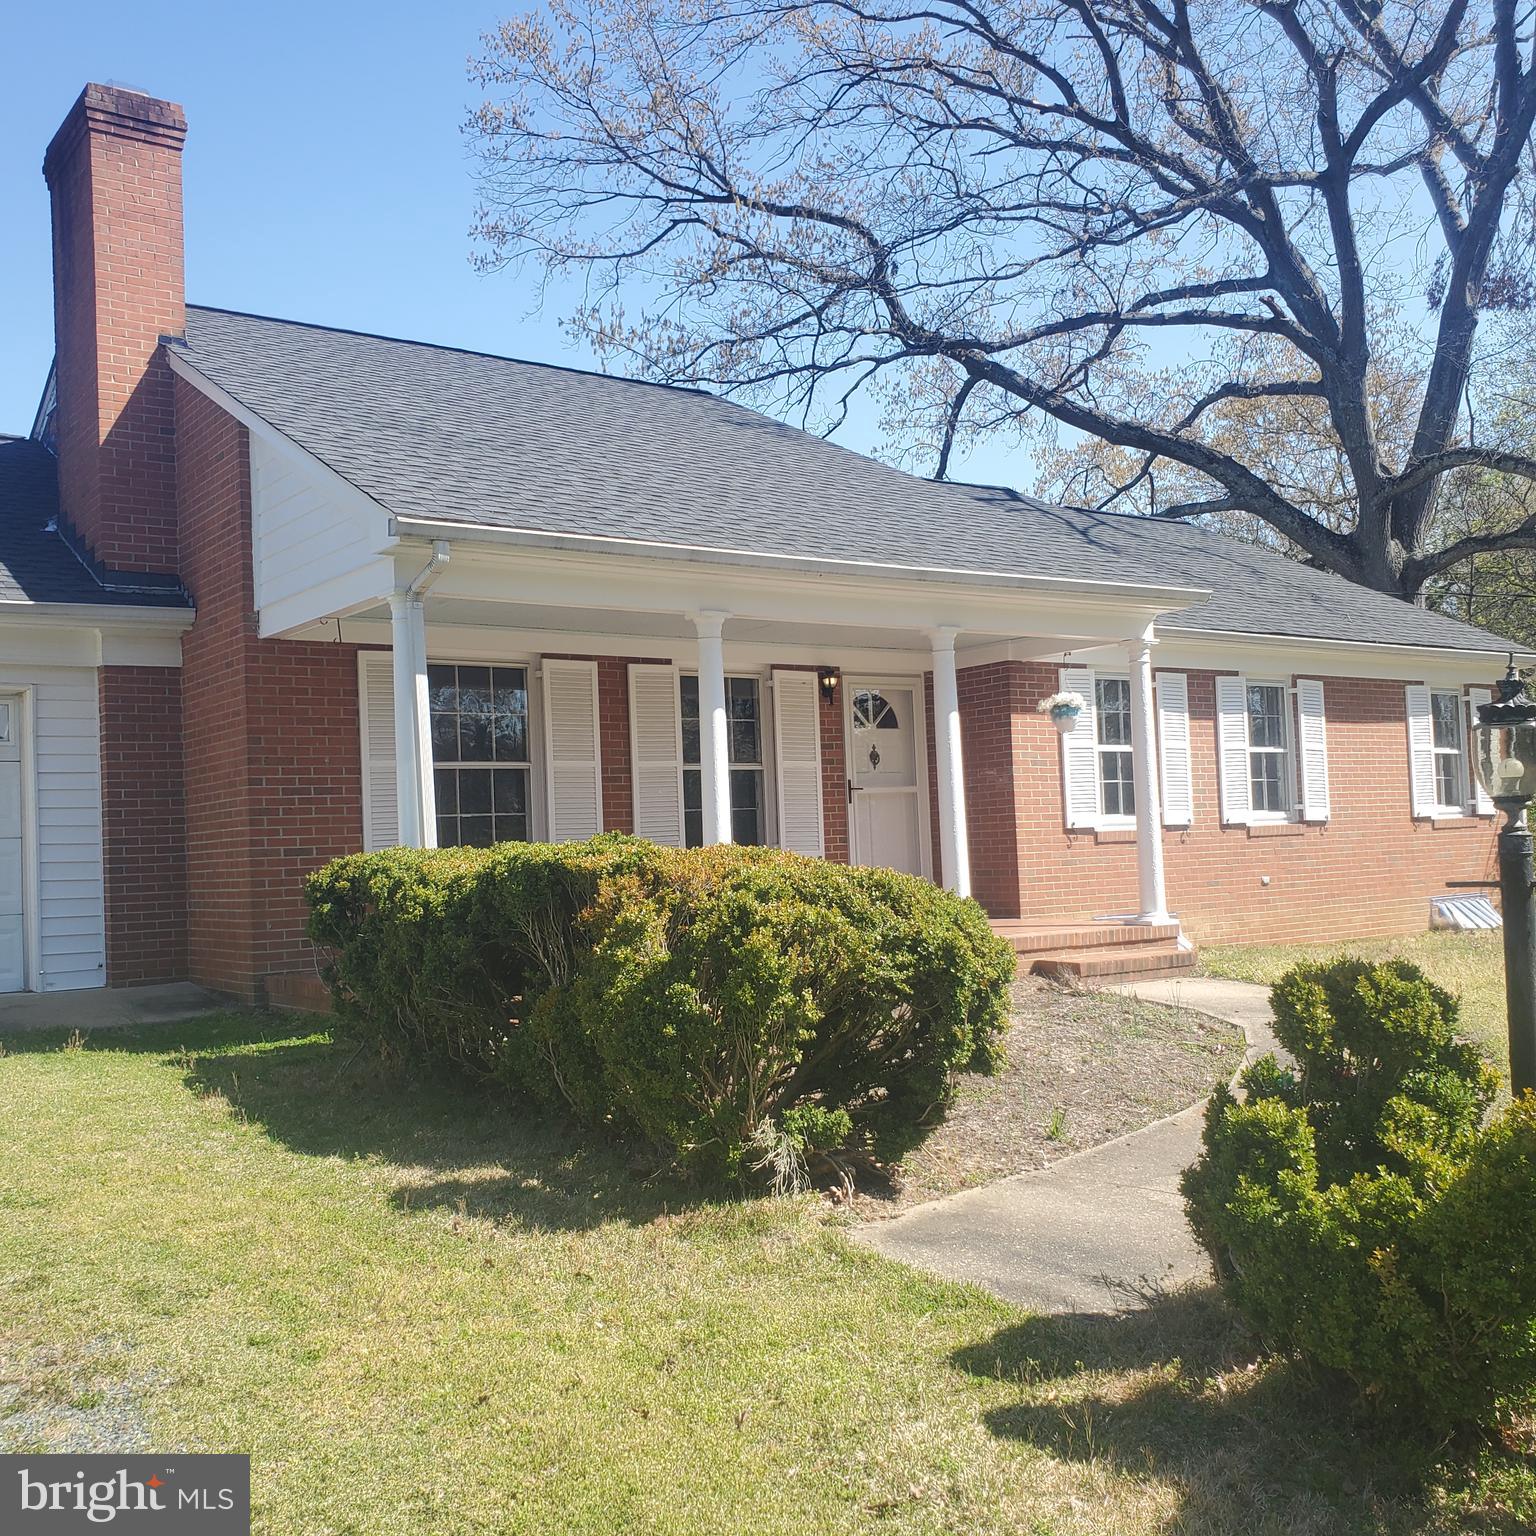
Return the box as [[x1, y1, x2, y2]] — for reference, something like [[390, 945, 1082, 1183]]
[[43, 82, 187, 181]]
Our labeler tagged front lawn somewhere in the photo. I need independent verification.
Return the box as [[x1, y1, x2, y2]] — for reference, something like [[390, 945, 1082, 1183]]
[[1, 1014, 1529, 1533], [1202, 930, 1511, 1079]]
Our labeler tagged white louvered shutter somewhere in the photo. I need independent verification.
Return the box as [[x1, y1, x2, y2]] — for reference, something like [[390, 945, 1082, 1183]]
[[1405, 684, 1436, 818], [772, 669, 825, 855], [1059, 666, 1100, 829], [1215, 674, 1252, 825], [1468, 688, 1494, 815], [1155, 671, 1193, 827], [629, 663, 685, 846], [1295, 678, 1331, 822], [541, 659, 603, 840], [358, 651, 399, 851]]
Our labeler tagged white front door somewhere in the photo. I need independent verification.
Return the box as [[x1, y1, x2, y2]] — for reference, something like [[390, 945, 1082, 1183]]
[[0, 698, 25, 991], [846, 680, 926, 876]]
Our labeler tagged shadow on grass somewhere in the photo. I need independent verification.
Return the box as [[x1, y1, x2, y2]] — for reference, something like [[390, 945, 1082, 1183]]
[[3, 1010, 705, 1233], [953, 1286, 1535, 1533]]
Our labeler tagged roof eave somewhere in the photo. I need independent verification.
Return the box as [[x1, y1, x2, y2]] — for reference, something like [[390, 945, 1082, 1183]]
[[0, 600, 195, 630], [388, 514, 1214, 612], [1159, 620, 1535, 665]]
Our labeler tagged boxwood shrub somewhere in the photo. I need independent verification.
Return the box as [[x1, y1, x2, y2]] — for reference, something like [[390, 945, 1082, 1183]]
[[1183, 957, 1536, 1432], [306, 835, 1014, 1179]]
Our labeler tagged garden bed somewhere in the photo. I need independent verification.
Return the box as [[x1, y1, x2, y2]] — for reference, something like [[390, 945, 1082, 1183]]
[[850, 979, 1245, 1217]]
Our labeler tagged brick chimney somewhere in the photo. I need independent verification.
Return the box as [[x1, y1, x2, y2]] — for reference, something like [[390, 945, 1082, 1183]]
[[43, 84, 187, 576]]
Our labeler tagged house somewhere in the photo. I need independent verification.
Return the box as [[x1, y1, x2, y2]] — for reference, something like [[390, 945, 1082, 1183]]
[[0, 82, 1522, 1001]]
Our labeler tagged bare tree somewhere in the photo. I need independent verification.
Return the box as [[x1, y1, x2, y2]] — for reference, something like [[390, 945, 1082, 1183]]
[[468, 0, 1536, 600]]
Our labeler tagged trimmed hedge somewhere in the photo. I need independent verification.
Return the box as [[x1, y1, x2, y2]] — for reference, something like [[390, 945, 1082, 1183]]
[[306, 835, 1014, 1178], [1183, 957, 1536, 1433]]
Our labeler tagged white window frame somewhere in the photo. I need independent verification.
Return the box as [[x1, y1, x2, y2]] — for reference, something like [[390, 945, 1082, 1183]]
[[1245, 679, 1298, 822], [426, 658, 543, 848], [1093, 673, 1137, 826], [680, 669, 777, 848], [1430, 687, 1469, 816]]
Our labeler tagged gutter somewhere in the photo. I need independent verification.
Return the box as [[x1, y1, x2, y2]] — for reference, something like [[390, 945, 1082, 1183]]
[[1157, 622, 1536, 666], [0, 601, 195, 631], [387, 515, 1212, 612]]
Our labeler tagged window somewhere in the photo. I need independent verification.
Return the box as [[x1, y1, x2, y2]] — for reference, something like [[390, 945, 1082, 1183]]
[[1246, 682, 1293, 816], [429, 663, 530, 847], [1094, 676, 1136, 818], [681, 674, 765, 847], [1431, 689, 1467, 811], [852, 690, 901, 732]]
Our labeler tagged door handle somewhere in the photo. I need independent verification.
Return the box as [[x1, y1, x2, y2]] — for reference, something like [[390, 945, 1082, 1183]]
[[847, 779, 859, 804]]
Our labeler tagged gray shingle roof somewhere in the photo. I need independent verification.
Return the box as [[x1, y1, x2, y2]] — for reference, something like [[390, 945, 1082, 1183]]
[[179, 305, 1519, 656], [0, 436, 186, 608]]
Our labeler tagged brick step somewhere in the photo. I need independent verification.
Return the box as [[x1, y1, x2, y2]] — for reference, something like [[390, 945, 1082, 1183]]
[[1029, 940, 1196, 982], [991, 920, 1182, 956]]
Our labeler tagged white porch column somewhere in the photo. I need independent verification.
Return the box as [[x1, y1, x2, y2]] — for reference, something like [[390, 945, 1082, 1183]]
[[692, 611, 733, 845], [388, 591, 437, 849], [928, 627, 971, 898], [1127, 623, 1169, 923]]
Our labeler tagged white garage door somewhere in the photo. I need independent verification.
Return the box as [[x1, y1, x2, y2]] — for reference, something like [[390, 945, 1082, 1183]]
[[0, 698, 25, 992]]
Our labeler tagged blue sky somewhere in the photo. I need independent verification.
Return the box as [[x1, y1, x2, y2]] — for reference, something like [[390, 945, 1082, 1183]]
[[0, 0, 1014, 481]]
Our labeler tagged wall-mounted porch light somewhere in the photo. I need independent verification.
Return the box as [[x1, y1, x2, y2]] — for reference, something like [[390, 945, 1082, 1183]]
[[817, 668, 840, 706]]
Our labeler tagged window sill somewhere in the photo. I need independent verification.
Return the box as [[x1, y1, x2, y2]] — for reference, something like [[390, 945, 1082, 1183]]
[[1094, 824, 1137, 845], [1244, 820, 1306, 838]]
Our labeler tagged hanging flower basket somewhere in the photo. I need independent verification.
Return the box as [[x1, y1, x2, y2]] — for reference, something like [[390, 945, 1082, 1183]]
[[1038, 690, 1087, 733]]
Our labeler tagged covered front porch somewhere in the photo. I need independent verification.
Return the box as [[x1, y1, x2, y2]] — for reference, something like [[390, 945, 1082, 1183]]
[[276, 524, 1205, 933]]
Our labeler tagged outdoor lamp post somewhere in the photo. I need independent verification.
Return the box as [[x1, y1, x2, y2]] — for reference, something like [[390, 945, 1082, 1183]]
[[1473, 657, 1536, 1096]]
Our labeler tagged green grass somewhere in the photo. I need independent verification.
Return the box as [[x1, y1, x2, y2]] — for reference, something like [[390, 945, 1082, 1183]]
[[1202, 930, 1512, 1078], [0, 1014, 1530, 1534]]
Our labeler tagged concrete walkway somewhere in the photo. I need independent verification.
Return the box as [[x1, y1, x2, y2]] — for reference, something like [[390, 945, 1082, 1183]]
[[853, 976, 1278, 1314], [0, 982, 232, 1034]]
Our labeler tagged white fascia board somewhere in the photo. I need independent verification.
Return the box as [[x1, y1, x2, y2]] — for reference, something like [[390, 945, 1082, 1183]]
[[388, 528, 1187, 644], [0, 604, 191, 669], [1058, 628, 1526, 685], [1158, 624, 1536, 666], [388, 514, 1211, 613], [0, 601, 193, 631], [322, 619, 935, 672]]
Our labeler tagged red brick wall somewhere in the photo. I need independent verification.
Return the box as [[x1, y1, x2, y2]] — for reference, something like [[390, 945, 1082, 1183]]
[[175, 378, 365, 999], [956, 662, 1021, 911], [98, 665, 187, 984], [957, 659, 1501, 942], [596, 657, 635, 833], [44, 85, 186, 573]]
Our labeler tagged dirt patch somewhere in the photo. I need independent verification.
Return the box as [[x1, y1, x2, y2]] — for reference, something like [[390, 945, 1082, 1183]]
[[849, 977, 1245, 1219]]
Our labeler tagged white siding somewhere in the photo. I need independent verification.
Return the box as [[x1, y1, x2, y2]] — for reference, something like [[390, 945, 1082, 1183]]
[[250, 435, 392, 614], [2, 668, 107, 992]]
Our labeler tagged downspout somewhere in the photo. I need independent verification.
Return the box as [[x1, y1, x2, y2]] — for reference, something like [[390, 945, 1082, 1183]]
[[403, 539, 452, 597]]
